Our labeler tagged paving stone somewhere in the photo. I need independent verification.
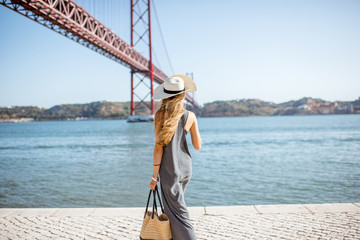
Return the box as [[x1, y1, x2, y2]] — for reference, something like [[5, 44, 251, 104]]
[[0, 209, 18, 218], [304, 203, 360, 213], [205, 205, 257, 215], [6, 208, 60, 217], [52, 208, 95, 217], [255, 203, 311, 214], [90, 207, 143, 217], [1, 203, 359, 239]]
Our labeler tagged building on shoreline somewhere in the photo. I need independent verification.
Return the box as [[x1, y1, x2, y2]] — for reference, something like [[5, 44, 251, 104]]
[[311, 103, 335, 114]]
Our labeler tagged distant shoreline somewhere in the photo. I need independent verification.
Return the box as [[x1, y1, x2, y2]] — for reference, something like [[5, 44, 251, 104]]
[[1, 96, 359, 121], [1, 112, 359, 123]]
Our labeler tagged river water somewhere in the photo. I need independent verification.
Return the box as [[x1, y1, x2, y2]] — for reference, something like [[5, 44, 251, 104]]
[[0, 114, 359, 207]]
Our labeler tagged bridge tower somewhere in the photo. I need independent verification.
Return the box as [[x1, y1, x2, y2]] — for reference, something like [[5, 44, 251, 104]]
[[127, 0, 155, 122]]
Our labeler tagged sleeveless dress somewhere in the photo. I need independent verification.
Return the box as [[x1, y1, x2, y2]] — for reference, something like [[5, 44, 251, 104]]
[[158, 109, 197, 240]]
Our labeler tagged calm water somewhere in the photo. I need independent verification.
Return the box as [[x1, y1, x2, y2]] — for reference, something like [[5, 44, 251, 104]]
[[0, 114, 359, 208]]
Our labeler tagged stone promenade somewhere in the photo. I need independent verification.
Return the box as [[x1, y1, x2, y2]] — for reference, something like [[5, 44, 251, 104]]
[[1, 202, 359, 239]]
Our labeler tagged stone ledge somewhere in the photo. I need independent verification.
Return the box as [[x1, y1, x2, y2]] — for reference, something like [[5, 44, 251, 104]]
[[1, 202, 359, 217], [303, 203, 360, 213]]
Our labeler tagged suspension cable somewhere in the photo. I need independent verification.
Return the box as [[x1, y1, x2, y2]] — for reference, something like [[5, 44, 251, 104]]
[[151, 0, 175, 75]]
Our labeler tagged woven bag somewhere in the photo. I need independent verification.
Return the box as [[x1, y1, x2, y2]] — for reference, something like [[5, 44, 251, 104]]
[[140, 185, 172, 240]]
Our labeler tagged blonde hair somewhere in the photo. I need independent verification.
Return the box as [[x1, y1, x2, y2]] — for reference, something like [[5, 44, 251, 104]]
[[154, 92, 186, 147]]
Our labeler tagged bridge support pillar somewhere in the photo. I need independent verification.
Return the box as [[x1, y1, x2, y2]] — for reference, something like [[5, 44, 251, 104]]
[[128, 0, 154, 122]]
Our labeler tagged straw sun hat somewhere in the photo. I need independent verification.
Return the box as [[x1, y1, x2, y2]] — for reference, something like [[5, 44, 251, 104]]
[[152, 74, 197, 100]]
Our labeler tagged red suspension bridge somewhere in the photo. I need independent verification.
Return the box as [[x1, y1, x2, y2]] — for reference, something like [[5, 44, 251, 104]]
[[0, 0, 199, 122]]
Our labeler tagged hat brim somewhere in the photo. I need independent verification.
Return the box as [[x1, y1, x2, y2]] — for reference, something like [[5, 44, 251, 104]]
[[152, 74, 197, 100]]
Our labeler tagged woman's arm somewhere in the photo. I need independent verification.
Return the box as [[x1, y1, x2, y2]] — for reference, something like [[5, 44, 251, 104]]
[[152, 143, 163, 178], [150, 120, 163, 190], [189, 111, 202, 150]]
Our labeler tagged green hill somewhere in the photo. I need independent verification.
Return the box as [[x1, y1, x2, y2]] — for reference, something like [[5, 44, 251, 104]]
[[198, 99, 278, 117], [1, 97, 359, 121]]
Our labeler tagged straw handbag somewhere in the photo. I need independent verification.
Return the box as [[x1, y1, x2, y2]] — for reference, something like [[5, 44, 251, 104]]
[[140, 185, 172, 240]]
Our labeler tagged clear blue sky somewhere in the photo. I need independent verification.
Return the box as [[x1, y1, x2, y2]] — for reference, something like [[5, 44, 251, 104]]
[[0, 0, 359, 108]]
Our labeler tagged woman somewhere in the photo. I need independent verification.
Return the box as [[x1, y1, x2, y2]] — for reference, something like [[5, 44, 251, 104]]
[[149, 74, 202, 240]]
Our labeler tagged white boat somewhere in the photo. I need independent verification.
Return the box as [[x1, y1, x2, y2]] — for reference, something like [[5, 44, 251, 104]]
[[126, 115, 154, 122]]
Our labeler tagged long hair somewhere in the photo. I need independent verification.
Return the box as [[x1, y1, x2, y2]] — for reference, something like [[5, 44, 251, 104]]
[[154, 92, 186, 147]]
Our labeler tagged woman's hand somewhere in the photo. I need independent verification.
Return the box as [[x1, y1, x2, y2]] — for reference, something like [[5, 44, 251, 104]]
[[149, 178, 157, 190]]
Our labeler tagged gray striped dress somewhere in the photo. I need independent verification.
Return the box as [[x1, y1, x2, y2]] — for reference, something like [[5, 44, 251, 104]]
[[158, 109, 197, 240]]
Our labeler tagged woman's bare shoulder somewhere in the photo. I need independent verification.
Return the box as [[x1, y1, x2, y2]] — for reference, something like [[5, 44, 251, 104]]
[[187, 110, 196, 121], [184, 110, 195, 132]]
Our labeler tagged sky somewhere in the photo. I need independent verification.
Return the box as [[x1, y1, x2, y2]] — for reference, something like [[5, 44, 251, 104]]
[[0, 0, 359, 108]]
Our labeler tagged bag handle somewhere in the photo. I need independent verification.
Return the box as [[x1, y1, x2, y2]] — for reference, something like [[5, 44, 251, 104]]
[[144, 189, 152, 218], [155, 185, 165, 213], [143, 185, 165, 219], [152, 189, 157, 219]]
